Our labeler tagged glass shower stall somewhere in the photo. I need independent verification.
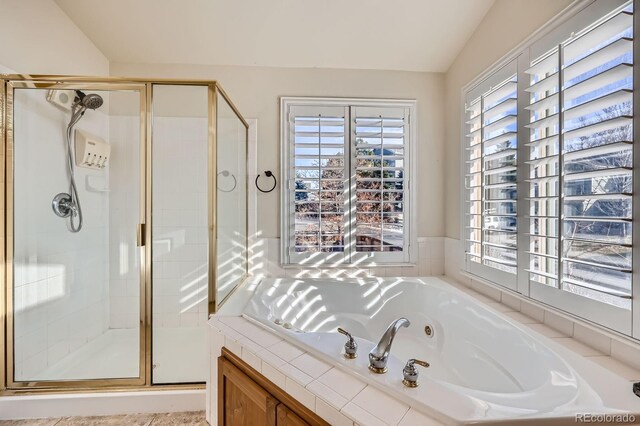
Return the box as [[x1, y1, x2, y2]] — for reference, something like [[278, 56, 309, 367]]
[[0, 76, 248, 390]]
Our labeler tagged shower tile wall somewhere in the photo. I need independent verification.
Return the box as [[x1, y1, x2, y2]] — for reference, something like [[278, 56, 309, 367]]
[[108, 115, 141, 329], [252, 237, 445, 279], [13, 90, 110, 380], [152, 117, 209, 329], [97, 113, 207, 332]]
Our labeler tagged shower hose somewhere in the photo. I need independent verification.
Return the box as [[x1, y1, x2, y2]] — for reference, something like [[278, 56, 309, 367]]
[[65, 110, 84, 233]]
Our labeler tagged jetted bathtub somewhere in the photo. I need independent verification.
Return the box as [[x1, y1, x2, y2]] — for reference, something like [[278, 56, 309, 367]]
[[242, 277, 640, 424]]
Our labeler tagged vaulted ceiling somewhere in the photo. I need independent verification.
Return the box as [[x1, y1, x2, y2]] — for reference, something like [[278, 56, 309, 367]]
[[55, 0, 494, 72]]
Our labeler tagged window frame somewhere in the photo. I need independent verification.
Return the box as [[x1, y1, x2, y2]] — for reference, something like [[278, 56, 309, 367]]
[[281, 97, 417, 267], [460, 0, 639, 338]]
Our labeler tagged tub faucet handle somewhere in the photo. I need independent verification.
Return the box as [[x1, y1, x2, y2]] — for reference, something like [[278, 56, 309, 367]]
[[402, 359, 429, 388], [337, 327, 358, 359]]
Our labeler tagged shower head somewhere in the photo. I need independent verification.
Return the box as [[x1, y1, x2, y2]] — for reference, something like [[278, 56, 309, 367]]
[[75, 90, 103, 110], [82, 94, 103, 109]]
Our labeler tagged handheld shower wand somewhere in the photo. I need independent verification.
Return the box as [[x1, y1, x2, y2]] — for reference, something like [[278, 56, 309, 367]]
[[52, 90, 104, 233]]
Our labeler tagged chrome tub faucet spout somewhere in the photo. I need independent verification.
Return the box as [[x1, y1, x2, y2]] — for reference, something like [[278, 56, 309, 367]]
[[368, 317, 410, 373]]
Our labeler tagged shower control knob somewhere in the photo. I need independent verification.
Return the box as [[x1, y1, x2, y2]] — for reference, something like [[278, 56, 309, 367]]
[[52, 193, 75, 218], [402, 358, 429, 387], [337, 327, 358, 359]]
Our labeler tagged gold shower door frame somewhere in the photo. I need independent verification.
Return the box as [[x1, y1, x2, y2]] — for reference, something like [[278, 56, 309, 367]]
[[0, 76, 249, 393]]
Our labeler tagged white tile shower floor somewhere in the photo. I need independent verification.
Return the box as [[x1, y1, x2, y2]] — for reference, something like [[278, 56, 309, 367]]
[[34, 327, 206, 383], [37, 329, 139, 381]]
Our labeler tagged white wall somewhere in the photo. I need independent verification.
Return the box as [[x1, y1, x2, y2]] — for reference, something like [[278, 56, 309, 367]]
[[110, 62, 446, 242], [0, 0, 108, 75], [443, 0, 573, 240]]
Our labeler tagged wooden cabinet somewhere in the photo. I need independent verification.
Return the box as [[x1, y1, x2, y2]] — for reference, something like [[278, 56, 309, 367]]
[[218, 348, 328, 426], [276, 404, 308, 426], [219, 356, 278, 425]]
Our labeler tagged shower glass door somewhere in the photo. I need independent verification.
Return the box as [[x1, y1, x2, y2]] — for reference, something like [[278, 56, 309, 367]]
[[9, 82, 145, 385], [151, 84, 209, 384], [216, 90, 248, 305]]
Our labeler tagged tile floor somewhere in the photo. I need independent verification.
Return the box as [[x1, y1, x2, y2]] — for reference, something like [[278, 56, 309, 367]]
[[0, 411, 208, 426]]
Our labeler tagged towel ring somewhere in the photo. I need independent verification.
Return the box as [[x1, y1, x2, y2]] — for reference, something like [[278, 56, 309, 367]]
[[217, 170, 237, 192], [256, 170, 277, 193]]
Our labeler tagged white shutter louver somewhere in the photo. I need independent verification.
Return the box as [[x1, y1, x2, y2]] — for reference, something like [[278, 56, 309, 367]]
[[527, 2, 633, 306]]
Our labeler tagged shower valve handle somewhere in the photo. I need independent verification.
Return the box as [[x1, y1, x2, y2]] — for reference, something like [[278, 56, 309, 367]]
[[65, 200, 78, 215], [338, 327, 358, 359], [52, 193, 77, 218]]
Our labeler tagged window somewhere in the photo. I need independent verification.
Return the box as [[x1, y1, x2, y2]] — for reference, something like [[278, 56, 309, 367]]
[[281, 98, 415, 265], [463, 0, 636, 336]]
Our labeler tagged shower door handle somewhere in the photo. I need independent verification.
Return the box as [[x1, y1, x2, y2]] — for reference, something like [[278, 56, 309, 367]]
[[137, 223, 146, 247]]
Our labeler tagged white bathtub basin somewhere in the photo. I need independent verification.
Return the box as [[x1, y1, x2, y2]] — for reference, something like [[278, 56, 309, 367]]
[[243, 277, 640, 424]]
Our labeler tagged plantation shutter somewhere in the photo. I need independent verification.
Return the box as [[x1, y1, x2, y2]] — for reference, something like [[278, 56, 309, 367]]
[[286, 105, 349, 264], [351, 106, 411, 263], [464, 60, 519, 288], [463, 0, 636, 335], [526, 1, 634, 329], [282, 99, 415, 265], [526, 0, 635, 334]]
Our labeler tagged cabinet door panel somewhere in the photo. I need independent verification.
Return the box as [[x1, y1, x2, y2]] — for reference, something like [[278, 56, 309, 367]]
[[219, 357, 277, 426], [277, 404, 311, 426], [218, 349, 330, 426]]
